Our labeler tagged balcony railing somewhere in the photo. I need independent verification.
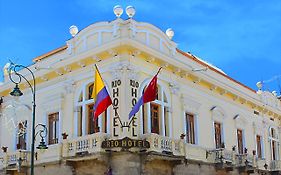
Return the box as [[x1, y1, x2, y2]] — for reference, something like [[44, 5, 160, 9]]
[[0, 149, 30, 171], [270, 160, 281, 171], [256, 158, 266, 170], [62, 132, 109, 158], [235, 154, 254, 167], [206, 148, 234, 164], [141, 133, 185, 156]]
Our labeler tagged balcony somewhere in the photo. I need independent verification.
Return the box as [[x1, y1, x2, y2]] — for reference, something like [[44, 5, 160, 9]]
[[270, 160, 281, 172], [206, 148, 234, 165], [35, 144, 62, 164], [235, 154, 255, 167], [0, 149, 30, 172], [62, 132, 109, 159], [185, 144, 207, 162], [141, 133, 185, 157]]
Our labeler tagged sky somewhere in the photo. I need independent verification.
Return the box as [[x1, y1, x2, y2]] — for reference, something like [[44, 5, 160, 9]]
[[0, 0, 280, 94]]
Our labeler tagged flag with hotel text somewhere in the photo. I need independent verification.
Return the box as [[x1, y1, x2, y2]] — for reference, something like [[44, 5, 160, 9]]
[[92, 65, 112, 119], [129, 68, 161, 119]]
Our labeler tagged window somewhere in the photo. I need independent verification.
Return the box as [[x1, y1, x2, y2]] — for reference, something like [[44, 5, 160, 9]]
[[151, 103, 160, 134], [214, 122, 223, 148], [17, 121, 27, 150], [75, 82, 108, 136], [186, 113, 196, 144], [141, 83, 171, 136], [48, 112, 59, 145], [237, 129, 244, 154], [269, 127, 279, 160], [256, 135, 262, 158]]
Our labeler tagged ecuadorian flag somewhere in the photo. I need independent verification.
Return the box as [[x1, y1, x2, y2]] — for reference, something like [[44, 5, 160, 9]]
[[92, 65, 112, 119]]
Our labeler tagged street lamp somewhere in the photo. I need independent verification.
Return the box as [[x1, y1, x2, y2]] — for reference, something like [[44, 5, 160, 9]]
[[8, 62, 47, 175]]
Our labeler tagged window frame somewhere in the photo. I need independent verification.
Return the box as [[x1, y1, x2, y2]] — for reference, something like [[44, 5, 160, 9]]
[[74, 80, 110, 137], [213, 121, 224, 149], [237, 128, 245, 155], [184, 112, 198, 145], [139, 79, 171, 137], [48, 112, 59, 145], [255, 134, 264, 159], [269, 127, 280, 160], [16, 120, 27, 150]]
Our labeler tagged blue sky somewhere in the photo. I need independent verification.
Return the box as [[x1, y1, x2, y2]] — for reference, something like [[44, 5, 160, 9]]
[[0, 0, 280, 93]]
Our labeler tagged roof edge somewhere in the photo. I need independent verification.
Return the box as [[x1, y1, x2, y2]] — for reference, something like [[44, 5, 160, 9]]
[[176, 48, 256, 94], [33, 45, 68, 62]]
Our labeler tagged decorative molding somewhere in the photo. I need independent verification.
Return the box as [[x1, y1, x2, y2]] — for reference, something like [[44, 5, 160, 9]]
[[161, 62, 169, 68], [107, 49, 118, 57], [192, 77, 201, 84], [219, 89, 227, 95], [181, 95, 201, 114], [132, 50, 141, 57], [55, 69, 63, 76], [211, 106, 226, 122], [209, 85, 217, 91], [66, 41, 74, 55], [173, 68, 181, 74], [78, 61, 86, 68], [64, 66, 72, 73], [63, 80, 76, 94], [234, 114, 248, 129], [180, 72, 188, 78], [253, 121, 264, 136], [169, 82, 180, 95], [41, 75, 48, 81], [92, 55, 101, 62], [112, 21, 121, 38], [146, 57, 155, 63], [232, 95, 238, 101], [109, 60, 138, 80]]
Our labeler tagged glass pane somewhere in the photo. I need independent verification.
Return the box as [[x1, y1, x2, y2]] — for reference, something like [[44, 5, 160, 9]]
[[88, 83, 94, 100], [214, 122, 222, 149], [78, 92, 83, 102], [163, 92, 167, 103], [150, 103, 159, 134], [256, 135, 262, 158], [164, 107, 169, 136], [78, 106, 82, 136], [88, 104, 94, 134], [142, 104, 147, 134], [237, 129, 243, 154], [156, 85, 160, 100]]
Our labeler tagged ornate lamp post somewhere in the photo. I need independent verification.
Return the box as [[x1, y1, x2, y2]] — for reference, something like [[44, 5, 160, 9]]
[[8, 63, 47, 175]]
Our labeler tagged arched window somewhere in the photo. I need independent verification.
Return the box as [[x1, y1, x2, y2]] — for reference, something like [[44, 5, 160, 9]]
[[75, 82, 109, 137], [140, 81, 171, 137], [269, 127, 280, 160], [210, 106, 226, 149]]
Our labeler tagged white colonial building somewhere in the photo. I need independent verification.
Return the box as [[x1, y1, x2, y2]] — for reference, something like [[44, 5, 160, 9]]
[[0, 6, 280, 175]]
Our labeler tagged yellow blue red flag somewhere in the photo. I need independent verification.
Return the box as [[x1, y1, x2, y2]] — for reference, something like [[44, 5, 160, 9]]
[[92, 65, 112, 119]]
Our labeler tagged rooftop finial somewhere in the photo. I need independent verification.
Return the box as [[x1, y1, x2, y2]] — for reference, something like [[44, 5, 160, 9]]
[[126, 6, 136, 18], [113, 5, 123, 18], [166, 28, 174, 40], [69, 25, 78, 37]]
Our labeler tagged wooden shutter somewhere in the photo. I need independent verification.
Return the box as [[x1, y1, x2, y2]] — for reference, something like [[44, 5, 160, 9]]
[[256, 135, 262, 158], [151, 103, 159, 134], [214, 122, 222, 148], [237, 129, 244, 154]]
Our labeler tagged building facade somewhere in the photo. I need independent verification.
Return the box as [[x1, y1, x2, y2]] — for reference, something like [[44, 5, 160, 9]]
[[0, 7, 281, 175]]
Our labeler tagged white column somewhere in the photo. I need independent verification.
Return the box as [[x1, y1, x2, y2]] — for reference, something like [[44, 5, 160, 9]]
[[147, 104, 151, 133], [161, 105, 165, 136], [82, 104, 86, 136]]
